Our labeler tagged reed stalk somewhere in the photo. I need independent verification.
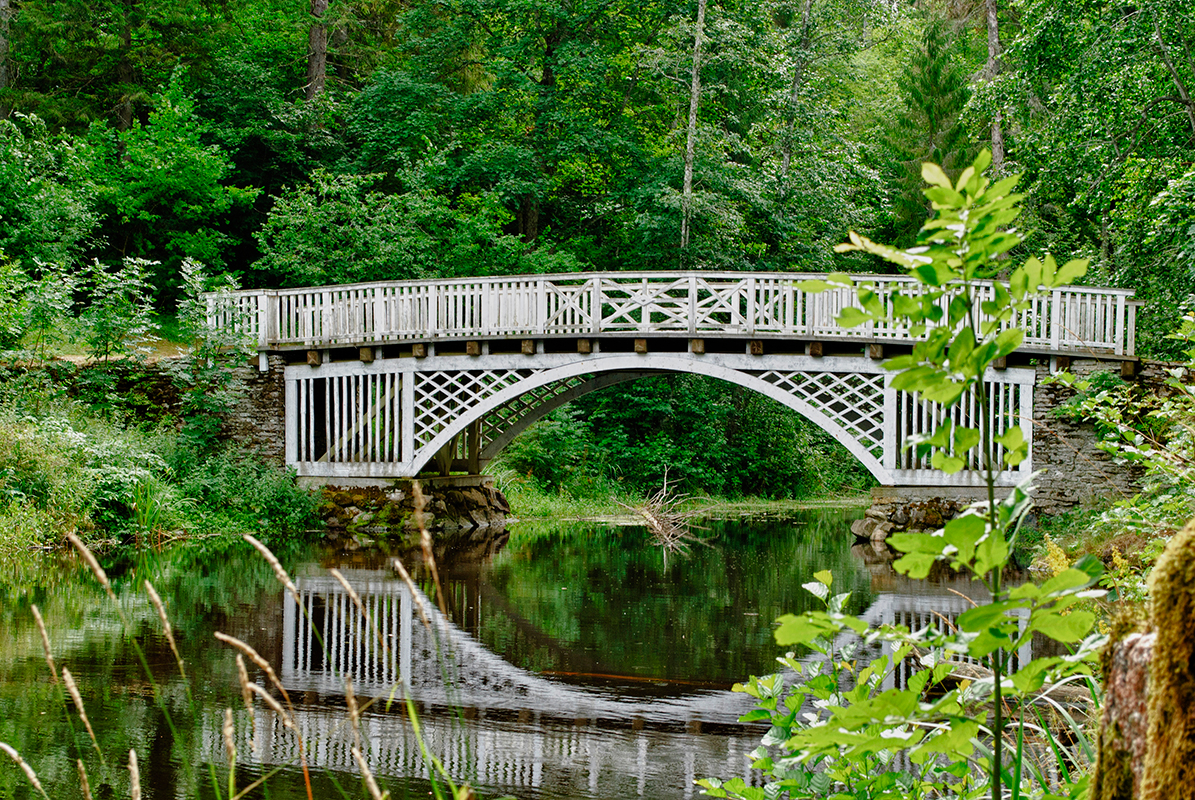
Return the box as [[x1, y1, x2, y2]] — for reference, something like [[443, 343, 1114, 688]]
[[60, 668, 102, 758], [77, 759, 93, 800], [214, 632, 292, 707], [352, 746, 388, 800], [129, 748, 141, 800], [0, 742, 50, 800], [29, 605, 57, 684], [144, 580, 187, 681], [223, 708, 237, 799], [391, 558, 431, 628], [243, 534, 301, 605]]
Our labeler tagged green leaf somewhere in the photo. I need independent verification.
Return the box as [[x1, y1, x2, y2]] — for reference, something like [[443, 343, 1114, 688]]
[[995, 426, 1025, 451], [953, 426, 981, 453], [931, 451, 965, 473], [922, 162, 951, 188], [892, 552, 939, 579], [738, 709, 774, 723], [994, 328, 1025, 358], [942, 513, 986, 563], [1055, 258, 1089, 286], [1030, 609, 1096, 643], [837, 307, 875, 327], [802, 580, 829, 601], [974, 528, 1010, 576], [1040, 568, 1096, 595], [813, 569, 833, 587], [888, 532, 945, 554], [774, 612, 841, 647], [957, 600, 1020, 632], [912, 262, 958, 286], [1010, 657, 1064, 694]]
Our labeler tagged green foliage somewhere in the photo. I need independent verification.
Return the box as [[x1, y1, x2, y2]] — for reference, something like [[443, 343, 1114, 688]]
[[0, 114, 99, 271], [0, 254, 27, 351], [883, 16, 977, 245], [709, 152, 1105, 800], [995, 0, 1195, 357], [254, 168, 580, 286], [84, 80, 260, 296], [0, 384, 318, 547], [1042, 311, 1195, 572], [164, 260, 256, 456], [493, 376, 876, 501], [168, 446, 320, 540], [76, 257, 156, 364]]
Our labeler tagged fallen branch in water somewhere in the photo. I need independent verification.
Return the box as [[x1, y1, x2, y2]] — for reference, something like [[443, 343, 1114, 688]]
[[617, 476, 709, 553]]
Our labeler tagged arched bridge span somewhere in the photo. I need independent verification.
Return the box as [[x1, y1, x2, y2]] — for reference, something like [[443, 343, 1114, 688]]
[[208, 271, 1138, 489]]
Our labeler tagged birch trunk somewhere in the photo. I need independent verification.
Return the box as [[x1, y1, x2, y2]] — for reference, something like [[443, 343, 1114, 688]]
[[984, 0, 1004, 174], [680, 0, 708, 253]]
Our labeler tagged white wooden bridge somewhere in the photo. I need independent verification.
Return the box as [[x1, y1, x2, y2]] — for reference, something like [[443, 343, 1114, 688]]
[[208, 271, 1138, 488]]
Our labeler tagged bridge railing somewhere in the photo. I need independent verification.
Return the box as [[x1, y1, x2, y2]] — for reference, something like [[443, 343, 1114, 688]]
[[207, 272, 1137, 356]]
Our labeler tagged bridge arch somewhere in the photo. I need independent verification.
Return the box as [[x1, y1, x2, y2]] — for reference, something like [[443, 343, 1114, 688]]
[[412, 354, 893, 485]]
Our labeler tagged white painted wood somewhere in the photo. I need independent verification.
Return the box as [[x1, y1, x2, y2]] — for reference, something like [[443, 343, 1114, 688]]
[[209, 273, 1135, 355]]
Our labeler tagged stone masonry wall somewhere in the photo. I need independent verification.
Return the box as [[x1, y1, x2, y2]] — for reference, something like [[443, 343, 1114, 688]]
[[1031, 358, 1148, 515], [868, 357, 1174, 530], [221, 354, 287, 465]]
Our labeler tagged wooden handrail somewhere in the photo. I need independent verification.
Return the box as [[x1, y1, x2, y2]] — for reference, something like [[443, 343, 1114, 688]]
[[204, 272, 1137, 356]]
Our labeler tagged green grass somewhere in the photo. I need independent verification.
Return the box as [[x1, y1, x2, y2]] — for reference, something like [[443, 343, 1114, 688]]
[[495, 468, 873, 523]]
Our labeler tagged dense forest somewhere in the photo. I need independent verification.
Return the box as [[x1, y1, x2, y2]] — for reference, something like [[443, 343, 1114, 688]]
[[0, 0, 1192, 501]]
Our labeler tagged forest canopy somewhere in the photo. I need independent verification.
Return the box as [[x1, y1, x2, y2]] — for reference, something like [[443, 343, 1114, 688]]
[[0, 0, 1192, 496]]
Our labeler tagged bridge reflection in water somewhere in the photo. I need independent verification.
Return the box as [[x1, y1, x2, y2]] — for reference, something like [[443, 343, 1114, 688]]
[[213, 559, 1030, 799]]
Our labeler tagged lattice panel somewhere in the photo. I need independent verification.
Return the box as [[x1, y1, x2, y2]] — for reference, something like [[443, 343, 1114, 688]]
[[294, 372, 401, 463], [478, 376, 592, 449], [691, 278, 746, 329], [753, 371, 885, 453], [542, 281, 594, 332], [413, 370, 542, 449], [598, 277, 690, 329]]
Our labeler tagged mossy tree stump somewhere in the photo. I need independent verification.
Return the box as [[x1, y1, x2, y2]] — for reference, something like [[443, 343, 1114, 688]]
[[1140, 520, 1195, 799]]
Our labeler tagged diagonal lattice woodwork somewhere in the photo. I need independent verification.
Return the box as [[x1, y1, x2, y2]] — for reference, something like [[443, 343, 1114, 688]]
[[477, 375, 592, 450], [753, 370, 886, 454], [413, 369, 543, 449], [598, 276, 690, 330], [691, 277, 747, 330]]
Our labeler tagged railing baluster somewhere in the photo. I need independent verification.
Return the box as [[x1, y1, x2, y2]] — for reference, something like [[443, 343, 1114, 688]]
[[208, 273, 1136, 356]]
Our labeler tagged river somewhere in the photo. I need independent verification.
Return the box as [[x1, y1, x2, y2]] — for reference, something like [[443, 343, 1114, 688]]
[[0, 507, 1000, 800]]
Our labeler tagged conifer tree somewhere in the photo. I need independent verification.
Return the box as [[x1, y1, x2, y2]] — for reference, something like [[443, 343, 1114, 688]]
[[883, 17, 974, 244]]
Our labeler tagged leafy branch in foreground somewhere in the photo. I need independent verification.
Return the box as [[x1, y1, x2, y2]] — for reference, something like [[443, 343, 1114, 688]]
[[702, 150, 1106, 800]]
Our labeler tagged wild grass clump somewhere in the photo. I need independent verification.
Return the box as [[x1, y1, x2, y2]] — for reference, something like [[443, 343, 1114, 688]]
[[0, 389, 320, 549], [168, 446, 322, 539]]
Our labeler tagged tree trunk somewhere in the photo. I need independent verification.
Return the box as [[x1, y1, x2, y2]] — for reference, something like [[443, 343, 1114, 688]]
[[306, 0, 329, 102], [984, 0, 1004, 174], [1151, 12, 1195, 137], [0, 0, 11, 120], [779, 0, 814, 187], [518, 197, 539, 241], [680, 0, 708, 253], [116, 0, 136, 130]]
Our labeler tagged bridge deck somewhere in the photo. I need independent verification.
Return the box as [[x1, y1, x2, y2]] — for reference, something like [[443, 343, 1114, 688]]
[[208, 271, 1138, 357]]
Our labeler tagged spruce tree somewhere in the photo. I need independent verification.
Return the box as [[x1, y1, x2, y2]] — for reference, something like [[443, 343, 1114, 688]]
[[883, 17, 974, 245]]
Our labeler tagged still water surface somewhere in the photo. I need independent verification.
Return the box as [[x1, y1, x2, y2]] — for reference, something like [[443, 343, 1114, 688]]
[[0, 507, 991, 800]]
